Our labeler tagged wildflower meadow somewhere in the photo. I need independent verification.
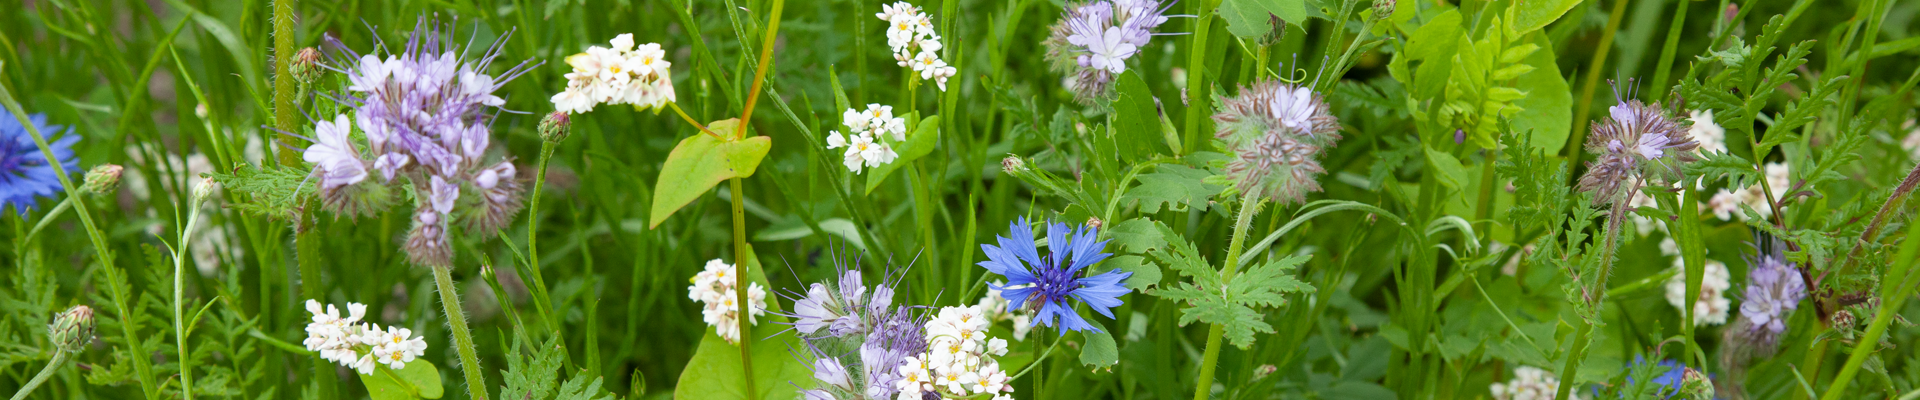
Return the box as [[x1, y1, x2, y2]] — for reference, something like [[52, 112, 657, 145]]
[[6, 0, 1920, 399]]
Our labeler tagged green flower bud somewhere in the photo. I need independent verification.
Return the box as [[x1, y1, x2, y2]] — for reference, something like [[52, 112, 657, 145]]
[[192, 176, 218, 206], [539, 111, 572, 143], [81, 164, 123, 195], [292, 47, 325, 85], [48, 305, 94, 353], [1371, 0, 1396, 23], [1681, 367, 1714, 400]]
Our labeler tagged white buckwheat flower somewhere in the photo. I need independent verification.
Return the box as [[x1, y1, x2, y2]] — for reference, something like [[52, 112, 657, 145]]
[[876, 2, 957, 91], [1664, 257, 1733, 327], [301, 300, 425, 375], [686, 259, 769, 344], [551, 34, 679, 114], [828, 104, 912, 174], [1490, 365, 1583, 400]]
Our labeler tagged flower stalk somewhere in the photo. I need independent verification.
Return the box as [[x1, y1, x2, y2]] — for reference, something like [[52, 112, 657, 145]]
[[729, 0, 784, 398], [1192, 198, 1263, 400], [432, 264, 490, 400]]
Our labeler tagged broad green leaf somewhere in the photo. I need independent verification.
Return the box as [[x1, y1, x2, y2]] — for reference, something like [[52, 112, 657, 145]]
[[673, 245, 809, 400], [1219, 0, 1308, 39], [649, 119, 772, 228], [1103, 255, 1162, 290], [1112, 72, 1171, 159], [1406, 10, 1462, 62], [1506, 0, 1582, 37], [1510, 34, 1571, 152], [1079, 322, 1120, 370], [865, 115, 943, 193], [362, 360, 444, 400], [1105, 218, 1169, 254], [1122, 164, 1223, 213], [1424, 148, 1468, 190], [753, 216, 868, 251]]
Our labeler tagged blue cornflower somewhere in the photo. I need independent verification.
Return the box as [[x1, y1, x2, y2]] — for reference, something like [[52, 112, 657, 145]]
[[978, 217, 1131, 334], [0, 108, 78, 214]]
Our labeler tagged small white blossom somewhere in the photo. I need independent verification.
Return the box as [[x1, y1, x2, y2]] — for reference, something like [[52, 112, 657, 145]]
[[876, 2, 956, 91], [1490, 366, 1583, 400], [551, 34, 679, 114], [302, 300, 424, 375], [1688, 110, 1727, 154], [687, 259, 769, 344], [1665, 257, 1733, 327]]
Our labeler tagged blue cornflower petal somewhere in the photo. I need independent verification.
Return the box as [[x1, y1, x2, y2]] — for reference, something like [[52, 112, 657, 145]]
[[978, 217, 1133, 336], [1071, 270, 1133, 318], [0, 108, 77, 214]]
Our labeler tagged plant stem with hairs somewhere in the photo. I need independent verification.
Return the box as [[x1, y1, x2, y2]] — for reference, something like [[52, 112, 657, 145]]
[[1554, 205, 1629, 400], [433, 265, 490, 400], [1192, 198, 1263, 400]]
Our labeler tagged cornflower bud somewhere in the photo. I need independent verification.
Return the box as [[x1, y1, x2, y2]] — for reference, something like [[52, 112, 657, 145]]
[[48, 305, 94, 353], [81, 164, 123, 195], [539, 111, 571, 143], [1371, 0, 1396, 22]]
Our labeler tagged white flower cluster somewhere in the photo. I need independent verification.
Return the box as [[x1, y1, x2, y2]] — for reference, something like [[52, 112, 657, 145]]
[[878, 2, 958, 91], [1687, 110, 1727, 154], [551, 34, 677, 114], [1663, 255, 1733, 327], [897, 306, 1014, 400], [1490, 366, 1583, 400], [827, 104, 907, 173], [301, 300, 429, 375], [687, 259, 769, 344], [1706, 162, 1790, 221], [977, 283, 1036, 341]]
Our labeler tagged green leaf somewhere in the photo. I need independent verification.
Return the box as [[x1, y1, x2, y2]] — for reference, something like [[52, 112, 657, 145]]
[[555, 375, 618, 400], [1509, 34, 1571, 152], [1218, 0, 1309, 39], [673, 245, 809, 400], [753, 216, 868, 251], [864, 115, 943, 193], [208, 166, 316, 220], [1105, 218, 1169, 254], [1079, 323, 1120, 370], [362, 360, 444, 400], [1424, 148, 1468, 190], [649, 119, 772, 228], [1103, 255, 1162, 290], [1406, 10, 1462, 62], [1506, 0, 1582, 37], [501, 337, 568, 400], [1149, 224, 1315, 349], [1112, 72, 1171, 159], [1122, 164, 1223, 213]]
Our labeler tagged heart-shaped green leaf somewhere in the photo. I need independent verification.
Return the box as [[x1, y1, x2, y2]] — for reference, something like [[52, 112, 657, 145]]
[[362, 359, 444, 400], [864, 115, 942, 194], [649, 119, 772, 228], [673, 244, 809, 400]]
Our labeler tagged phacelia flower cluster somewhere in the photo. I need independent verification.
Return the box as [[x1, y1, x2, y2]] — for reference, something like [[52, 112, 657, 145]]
[[1213, 80, 1343, 206], [0, 108, 78, 214], [1725, 240, 1806, 361], [687, 259, 769, 345], [1663, 256, 1732, 327], [878, 2, 958, 91], [1044, 0, 1178, 102], [979, 217, 1131, 334], [827, 104, 907, 174], [1490, 365, 1584, 400], [1576, 81, 1700, 209], [302, 300, 429, 375], [895, 306, 1014, 400], [786, 255, 934, 400], [550, 33, 678, 114], [305, 17, 536, 267]]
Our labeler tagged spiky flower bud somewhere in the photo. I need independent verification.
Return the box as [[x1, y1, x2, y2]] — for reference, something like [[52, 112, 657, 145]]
[[1371, 0, 1396, 22], [48, 305, 94, 353], [539, 111, 571, 143], [292, 47, 324, 85], [1252, 364, 1277, 380], [1681, 368, 1714, 400], [1002, 155, 1028, 174], [1213, 80, 1342, 206], [191, 176, 218, 206], [405, 206, 452, 267], [458, 162, 525, 236], [81, 164, 123, 195], [1831, 309, 1856, 332]]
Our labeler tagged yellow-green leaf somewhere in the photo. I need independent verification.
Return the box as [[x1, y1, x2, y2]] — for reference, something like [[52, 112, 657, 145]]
[[649, 119, 772, 228], [362, 360, 444, 400]]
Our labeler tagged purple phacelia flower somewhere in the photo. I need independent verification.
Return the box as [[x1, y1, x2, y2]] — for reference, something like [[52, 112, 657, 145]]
[[1213, 80, 1342, 206], [780, 251, 925, 400], [0, 108, 78, 214], [979, 217, 1131, 334], [1720, 235, 1807, 381], [1576, 79, 1699, 208], [1045, 0, 1182, 103]]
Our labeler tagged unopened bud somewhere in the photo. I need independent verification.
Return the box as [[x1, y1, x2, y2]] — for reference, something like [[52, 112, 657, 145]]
[[1681, 368, 1715, 400], [539, 111, 572, 143], [1832, 309, 1856, 331], [1371, 0, 1396, 22], [192, 176, 218, 206], [48, 305, 94, 353], [1252, 364, 1277, 380], [1086, 217, 1103, 230], [82, 164, 123, 195], [1003, 155, 1028, 174], [1723, 4, 1739, 23], [1453, 129, 1466, 145], [292, 47, 325, 85]]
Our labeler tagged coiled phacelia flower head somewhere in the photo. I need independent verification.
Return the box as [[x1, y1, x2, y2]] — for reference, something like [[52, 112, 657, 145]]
[[1212, 80, 1342, 206]]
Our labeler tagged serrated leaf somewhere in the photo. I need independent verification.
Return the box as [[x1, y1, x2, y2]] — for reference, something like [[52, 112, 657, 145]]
[[1425, 148, 1469, 190], [865, 115, 943, 193], [1490, 64, 1536, 81], [501, 337, 568, 400], [1486, 87, 1528, 102], [1499, 43, 1540, 64], [650, 119, 772, 228], [556, 375, 617, 400], [1105, 218, 1168, 254], [1122, 164, 1223, 213], [1103, 255, 1162, 290], [1219, 0, 1309, 39], [209, 167, 314, 219], [1112, 72, 1171, 159], [1148, 223, 1314, 349]]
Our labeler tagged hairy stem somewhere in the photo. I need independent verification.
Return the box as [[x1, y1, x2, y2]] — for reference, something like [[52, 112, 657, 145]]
[[1181, 0, 1222, 154], [1554, 208, 1628, 400], [432, 265, 489, 400], [1193, 198, 1263, 400], [1822, 222, 1920, 400], [526, 141, 560, 333], [8, 351, 69, 400], [272, 0, 301, 166]]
